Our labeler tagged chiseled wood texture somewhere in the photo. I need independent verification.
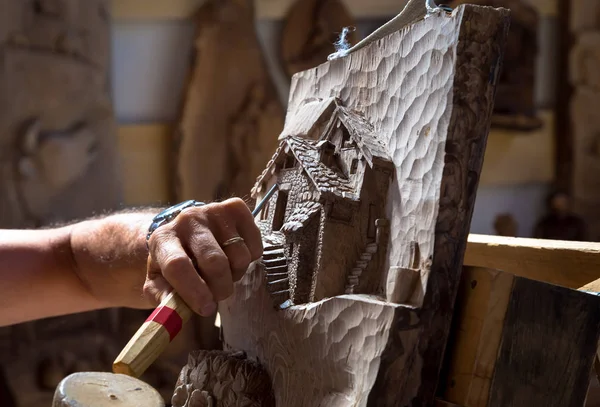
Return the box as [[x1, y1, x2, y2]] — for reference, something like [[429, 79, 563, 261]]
[[488, 278, 600, 407], [0, 0, 122, 228], [280, 0, 357, 78], [464, 234, 600, 289], [172, 350, 275, 407], [53, 372, 165, 407], [220, 4, 509, 406], [173, 0, 285, 203]]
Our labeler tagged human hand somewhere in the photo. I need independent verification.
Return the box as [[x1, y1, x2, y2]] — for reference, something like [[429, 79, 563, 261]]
[[144, 198, 263, 317]]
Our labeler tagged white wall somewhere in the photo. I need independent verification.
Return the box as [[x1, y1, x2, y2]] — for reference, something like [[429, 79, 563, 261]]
[[110, 20, 551, 238]]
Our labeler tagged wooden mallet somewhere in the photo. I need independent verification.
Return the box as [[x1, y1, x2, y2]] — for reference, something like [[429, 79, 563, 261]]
[[113, 184, 278, 378]]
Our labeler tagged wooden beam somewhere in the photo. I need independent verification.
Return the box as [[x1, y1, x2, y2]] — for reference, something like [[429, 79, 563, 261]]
[[465, 234, 600, 289], [441, 267, 514, 407], [442, 266, 600, 407]]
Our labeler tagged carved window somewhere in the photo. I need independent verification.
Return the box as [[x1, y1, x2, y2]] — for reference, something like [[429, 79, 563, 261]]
[[350, 158, 359, 174], [283, 154, 296, 169], [272, 191, 288, 231], [330, 201, 353, 223]]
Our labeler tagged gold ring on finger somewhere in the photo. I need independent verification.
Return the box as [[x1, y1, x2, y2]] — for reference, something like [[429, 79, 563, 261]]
[[221, 236, 245, 248]]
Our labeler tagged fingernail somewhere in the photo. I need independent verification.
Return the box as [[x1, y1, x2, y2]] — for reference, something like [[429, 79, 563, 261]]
[[201, 302, 217, 316]]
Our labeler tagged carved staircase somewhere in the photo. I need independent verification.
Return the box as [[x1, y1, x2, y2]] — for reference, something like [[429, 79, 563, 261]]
[[262, 244, 292, 309], [345, 242, 378, 294]]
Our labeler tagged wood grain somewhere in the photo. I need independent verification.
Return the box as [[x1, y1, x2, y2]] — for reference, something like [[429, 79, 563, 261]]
[[488, 278, 600, 407], [220, 4, 510, 406], [441, 267, 514, 407], [464, 234, 600, 289], [113, 292, 194, 378], [173, 0, 285, 203]]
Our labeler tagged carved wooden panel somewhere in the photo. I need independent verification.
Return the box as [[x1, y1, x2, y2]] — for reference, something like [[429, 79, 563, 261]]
[[215, 3, 509, 406]]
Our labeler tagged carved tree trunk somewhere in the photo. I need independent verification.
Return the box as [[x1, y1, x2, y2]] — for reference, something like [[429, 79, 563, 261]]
[[176, 2, 509, 407], [0, 0, 122, 228], [173, 0, 285, 203]]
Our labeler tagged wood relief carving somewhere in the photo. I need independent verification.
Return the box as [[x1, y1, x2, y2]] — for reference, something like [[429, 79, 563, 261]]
[[450, 0, 542, 131], [173, 0, 285, 203], [0, 0, 121, 228], [198, 2, 509, 406], [172, 351, 275, 407], [280, 0, 358, 78]]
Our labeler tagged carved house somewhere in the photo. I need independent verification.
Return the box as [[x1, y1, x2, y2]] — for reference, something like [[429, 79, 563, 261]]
[[251, 99, 394, 308]]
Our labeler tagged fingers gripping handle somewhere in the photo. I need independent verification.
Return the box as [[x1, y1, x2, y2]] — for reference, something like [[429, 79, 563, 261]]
[[113, 291, 193, 378]]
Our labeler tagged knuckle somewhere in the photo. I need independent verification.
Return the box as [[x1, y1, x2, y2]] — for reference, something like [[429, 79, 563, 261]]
[[201, 251, 230, 273], [222, 198, 249, 217], [162, 255, 192, 278]]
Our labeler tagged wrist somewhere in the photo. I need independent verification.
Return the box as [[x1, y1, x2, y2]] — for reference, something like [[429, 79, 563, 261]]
[[69, 211, 158, 309]]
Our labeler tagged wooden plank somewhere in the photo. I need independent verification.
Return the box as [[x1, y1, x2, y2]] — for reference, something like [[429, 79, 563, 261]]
[[117, 124, 172, 206], [465, 234, 600, 289], [441, 267, 514, 407], [218, 3, 509, 406], [488, 277, 600, 407]]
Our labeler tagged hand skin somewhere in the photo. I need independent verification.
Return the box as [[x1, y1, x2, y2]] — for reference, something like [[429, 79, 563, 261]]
[[0, 198, 262, 327]]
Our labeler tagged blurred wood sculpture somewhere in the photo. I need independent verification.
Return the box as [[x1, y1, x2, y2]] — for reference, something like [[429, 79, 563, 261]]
[[0, 0, 122, 229], [279, 0, 358, 78], [494, 213, 518, 236], [173, 0, 285, 204], [449, 0, 543, 131], [173, 1, 510, 406], [570, 0, 600, 241], [533, 190, 588, 241]]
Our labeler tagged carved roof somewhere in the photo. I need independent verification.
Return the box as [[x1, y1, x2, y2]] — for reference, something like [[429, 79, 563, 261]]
[[251, 101, 390, 198], [279, 97, 337, 140], [326, 105, 390, 164], [280, 201, 322, 233], [251, 136, 357, 199]]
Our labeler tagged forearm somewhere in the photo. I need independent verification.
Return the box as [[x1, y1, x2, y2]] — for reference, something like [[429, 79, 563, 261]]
[[0, 226, 102, 326], [0, 209, 159, 327]]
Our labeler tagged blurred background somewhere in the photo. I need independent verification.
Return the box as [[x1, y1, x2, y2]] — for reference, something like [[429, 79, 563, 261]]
[[0, 0, 598, 405]]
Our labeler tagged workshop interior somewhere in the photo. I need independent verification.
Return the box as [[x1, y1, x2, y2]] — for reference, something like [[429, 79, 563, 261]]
[[1, 0, 600, 406]]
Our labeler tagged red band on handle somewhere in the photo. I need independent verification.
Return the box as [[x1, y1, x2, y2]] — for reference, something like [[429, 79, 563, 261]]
[[145, 305, 182, 341]]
